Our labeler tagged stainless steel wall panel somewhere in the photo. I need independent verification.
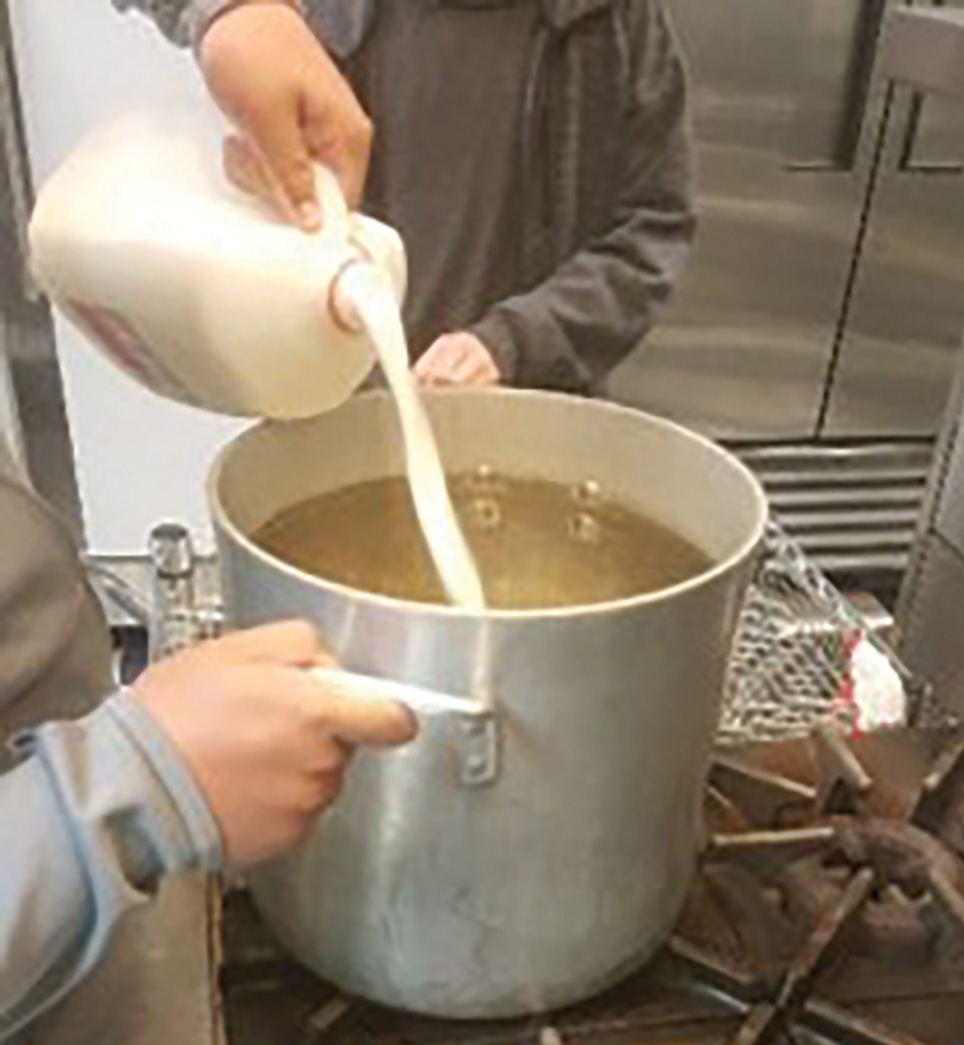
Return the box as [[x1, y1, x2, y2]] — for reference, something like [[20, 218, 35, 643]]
[[610, 0, 892, 440], [822, 1, 964, 438]]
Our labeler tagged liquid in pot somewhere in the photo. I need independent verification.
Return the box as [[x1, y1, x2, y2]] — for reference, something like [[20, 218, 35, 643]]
[[253, 471, 713, 610]]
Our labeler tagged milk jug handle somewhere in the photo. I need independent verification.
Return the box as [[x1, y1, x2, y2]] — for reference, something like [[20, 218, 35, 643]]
[[313, 166, 351, 234]]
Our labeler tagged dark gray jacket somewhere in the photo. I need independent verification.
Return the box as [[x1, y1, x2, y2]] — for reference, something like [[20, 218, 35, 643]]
[[116, 0, 696, 393]]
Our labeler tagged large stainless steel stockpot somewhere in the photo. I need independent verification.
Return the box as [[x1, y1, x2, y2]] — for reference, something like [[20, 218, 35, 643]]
[[208, 389, 768, 1018]]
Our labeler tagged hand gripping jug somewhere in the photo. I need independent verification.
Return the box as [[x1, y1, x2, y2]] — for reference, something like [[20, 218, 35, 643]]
[[29, 120, 406, 419]]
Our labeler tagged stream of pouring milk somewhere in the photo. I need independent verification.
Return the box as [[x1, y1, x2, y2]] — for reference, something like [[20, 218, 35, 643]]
[[339, 263, 487, 612]]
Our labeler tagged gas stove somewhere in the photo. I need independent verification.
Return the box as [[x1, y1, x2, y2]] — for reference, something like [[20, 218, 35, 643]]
[[217, 727, 964, 1045]]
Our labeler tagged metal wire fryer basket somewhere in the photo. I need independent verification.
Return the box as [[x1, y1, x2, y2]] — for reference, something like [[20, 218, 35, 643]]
[[718, 521, 934, 746]]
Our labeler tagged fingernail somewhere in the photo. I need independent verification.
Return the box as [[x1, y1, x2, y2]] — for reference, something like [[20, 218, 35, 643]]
[[399, 704, 419, 742], [299, 202, 323, 231]]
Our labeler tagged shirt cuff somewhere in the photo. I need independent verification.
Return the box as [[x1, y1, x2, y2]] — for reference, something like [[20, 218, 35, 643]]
[[23, 691, 223, 890], [470, 312, 521, 385], [107, 691, 224, 874]]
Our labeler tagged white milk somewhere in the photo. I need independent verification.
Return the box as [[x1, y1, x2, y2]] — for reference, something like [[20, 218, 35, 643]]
[[339, 264, 486, 610]]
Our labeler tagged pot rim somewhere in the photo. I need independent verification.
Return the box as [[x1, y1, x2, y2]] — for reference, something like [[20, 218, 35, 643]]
[[207, 388, 770, 621]]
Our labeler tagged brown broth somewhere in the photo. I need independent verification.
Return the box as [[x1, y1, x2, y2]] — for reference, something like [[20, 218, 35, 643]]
[[253, 472, 713, 610]]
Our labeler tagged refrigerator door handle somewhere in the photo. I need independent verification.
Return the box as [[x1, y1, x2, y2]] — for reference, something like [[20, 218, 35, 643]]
[[786, 0, 889, 173], [882, 5, 964, 173]]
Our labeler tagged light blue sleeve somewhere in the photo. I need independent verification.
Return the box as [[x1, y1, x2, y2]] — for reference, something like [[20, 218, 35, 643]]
[[0, 692, 222, 1041]]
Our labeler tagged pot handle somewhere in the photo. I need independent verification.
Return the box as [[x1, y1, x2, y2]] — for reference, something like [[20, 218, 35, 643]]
[[309, 666, 489, 720], [309, 667, 500, 788]]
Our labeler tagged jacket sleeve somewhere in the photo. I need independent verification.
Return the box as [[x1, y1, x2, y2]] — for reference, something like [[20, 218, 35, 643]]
[[111, 0, 249, 47], [0, 693, 221, 1041], [471, 0, 696, 394], [111, 0, 194, 45]]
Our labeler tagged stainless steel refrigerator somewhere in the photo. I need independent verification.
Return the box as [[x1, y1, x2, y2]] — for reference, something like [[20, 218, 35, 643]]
[[612, 0, 964, 575]]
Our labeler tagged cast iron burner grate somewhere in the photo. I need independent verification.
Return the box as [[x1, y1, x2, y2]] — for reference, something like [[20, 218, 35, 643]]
[[220, 727, 964, 1045]]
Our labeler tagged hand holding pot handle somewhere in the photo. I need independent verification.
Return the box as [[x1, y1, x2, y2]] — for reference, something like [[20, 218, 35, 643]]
[[132, 621, 416, 866]]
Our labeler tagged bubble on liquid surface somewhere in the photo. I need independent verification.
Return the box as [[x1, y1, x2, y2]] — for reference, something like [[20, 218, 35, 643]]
[[571, 480, 601, 507], [469, 498, 502, 531], [568, 512, 601, 544]]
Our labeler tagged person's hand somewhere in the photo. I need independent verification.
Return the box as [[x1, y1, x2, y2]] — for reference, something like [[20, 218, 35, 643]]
[[414, 333, 501, 388], [131, 621, 415, 865], [200, 3, 372, 229]]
